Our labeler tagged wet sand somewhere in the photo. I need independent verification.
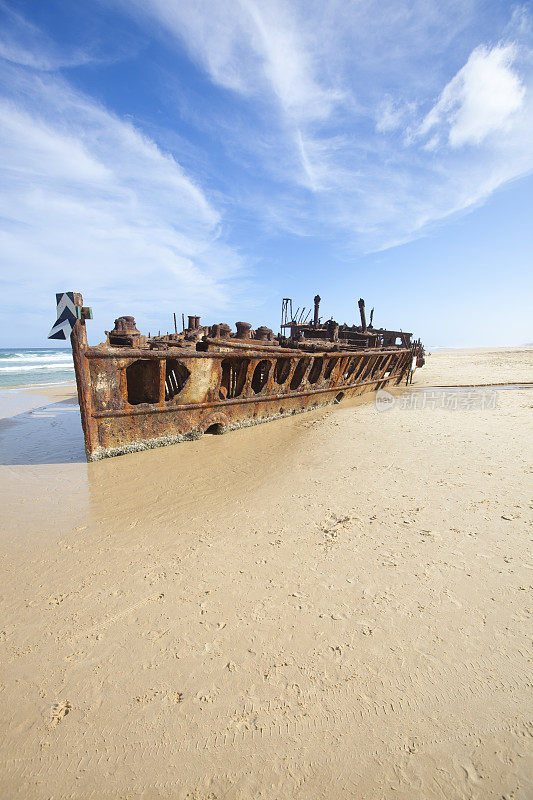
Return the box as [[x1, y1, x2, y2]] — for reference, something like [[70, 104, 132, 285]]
[[0, 347, 532, 799]]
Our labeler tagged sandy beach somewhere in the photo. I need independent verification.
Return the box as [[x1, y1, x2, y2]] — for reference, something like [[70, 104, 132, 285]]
[[0, 347, 531, 800]]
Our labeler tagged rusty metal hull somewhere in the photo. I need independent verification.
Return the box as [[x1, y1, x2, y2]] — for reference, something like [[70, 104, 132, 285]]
[[79, 347, 413, 460]]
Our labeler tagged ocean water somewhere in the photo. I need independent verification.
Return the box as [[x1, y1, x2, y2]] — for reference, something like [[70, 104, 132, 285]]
[[0, 348, 75, 388]]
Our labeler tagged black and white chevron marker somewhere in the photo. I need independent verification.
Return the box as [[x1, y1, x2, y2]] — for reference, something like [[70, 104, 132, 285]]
[[48, 292, 78, 340]]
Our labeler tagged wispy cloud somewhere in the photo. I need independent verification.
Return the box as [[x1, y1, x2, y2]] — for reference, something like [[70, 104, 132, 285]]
[[126, 0, 342, 120], [0, 2, 106, 70], [376, 96, 417, 134], [120, 0, 533, 251], [121, 0, 346, 193], [0, 61, 249, 342]]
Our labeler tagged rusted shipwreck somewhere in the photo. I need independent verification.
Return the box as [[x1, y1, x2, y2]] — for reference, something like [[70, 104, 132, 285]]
[[49, 292, 424, 461]]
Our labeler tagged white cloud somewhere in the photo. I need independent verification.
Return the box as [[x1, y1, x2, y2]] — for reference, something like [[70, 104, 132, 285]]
[[127, 0, 341, 123], [376, 97, 407, 133], [0, 4, 100, 70], [0, 66, 248, 342], [122, 0, 346, 185], [120, 0, 533, 252], [419, 44, 526, 147]]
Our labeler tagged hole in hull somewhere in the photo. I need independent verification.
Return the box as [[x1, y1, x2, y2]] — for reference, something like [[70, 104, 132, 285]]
[[126, 359, 160, 405], [165, 359, 191, 400], [205, 423, 224, 435], [324, 357, 339, 380], [308, 357, 323, 384], [345, 358, 357, 380], [219, 358, 249, 399], [274, 358, 291, 384], [290, 357, 310, 390], [352, 356, 366, 381], [251, 359, 271, 393]]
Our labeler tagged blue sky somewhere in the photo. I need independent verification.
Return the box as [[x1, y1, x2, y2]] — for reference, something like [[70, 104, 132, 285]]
[[0, 0, 532, 347]]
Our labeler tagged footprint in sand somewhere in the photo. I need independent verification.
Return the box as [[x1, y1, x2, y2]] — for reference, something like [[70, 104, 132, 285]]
[[50, 701, 71, 726], [49, 594, 67, 606], [135, 690, 183, 704]]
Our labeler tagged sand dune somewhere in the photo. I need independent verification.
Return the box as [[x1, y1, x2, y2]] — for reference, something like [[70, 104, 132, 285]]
[[0, 347, 532, 799]]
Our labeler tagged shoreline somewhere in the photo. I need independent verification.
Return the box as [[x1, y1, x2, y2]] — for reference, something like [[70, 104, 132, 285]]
[[0, 380, 75, 392]]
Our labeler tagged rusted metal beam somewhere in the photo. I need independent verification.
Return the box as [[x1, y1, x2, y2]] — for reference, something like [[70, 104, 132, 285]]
[[313, 295, 321, 328], [69, 292, 97, 459], [358, 298, 367, 331], [84, 345, 406, 360]]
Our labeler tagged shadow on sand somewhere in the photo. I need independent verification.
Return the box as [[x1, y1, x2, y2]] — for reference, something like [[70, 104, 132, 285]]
[[0, 396, 86, 465]]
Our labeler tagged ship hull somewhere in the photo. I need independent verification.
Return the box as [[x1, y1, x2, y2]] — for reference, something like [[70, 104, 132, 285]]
[[80, 347, 412, 460]]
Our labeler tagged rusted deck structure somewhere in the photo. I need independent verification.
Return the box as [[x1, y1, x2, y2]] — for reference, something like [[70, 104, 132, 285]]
[[50, 292, 424, 461]]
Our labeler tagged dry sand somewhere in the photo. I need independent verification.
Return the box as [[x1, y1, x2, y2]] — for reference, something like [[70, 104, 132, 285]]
[[0, 347, 532, 799]]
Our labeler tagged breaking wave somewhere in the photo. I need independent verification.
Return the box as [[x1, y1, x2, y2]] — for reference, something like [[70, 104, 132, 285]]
[[0, 349, 75, 387]]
